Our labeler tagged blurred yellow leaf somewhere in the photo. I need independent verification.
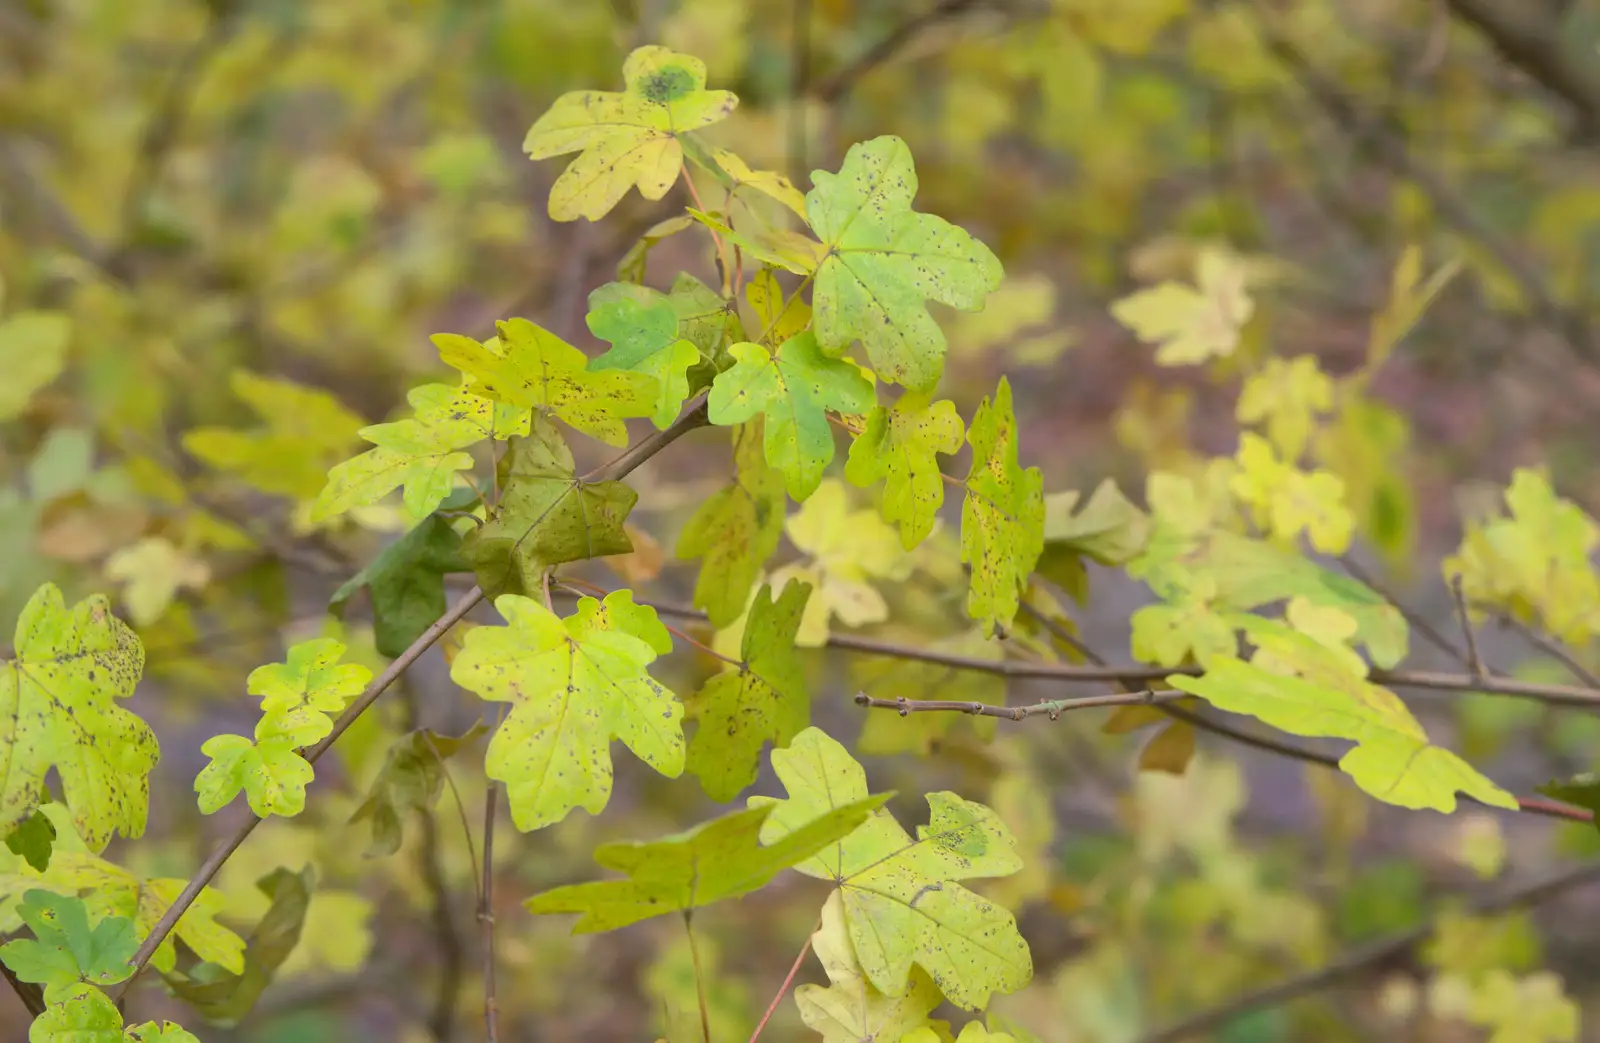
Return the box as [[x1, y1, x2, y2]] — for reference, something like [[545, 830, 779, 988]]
[[1110, 247, 1254, 366]]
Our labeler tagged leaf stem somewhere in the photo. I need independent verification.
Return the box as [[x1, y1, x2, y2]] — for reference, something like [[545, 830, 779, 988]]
[[683, 911, 713, 1043], [682, 162, 733, 297], [480, 782, 501, 1043], [747, 921, 818, 1043]]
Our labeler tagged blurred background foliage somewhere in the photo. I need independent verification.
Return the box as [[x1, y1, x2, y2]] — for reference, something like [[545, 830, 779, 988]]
[[3, 0, 1600, 1040]]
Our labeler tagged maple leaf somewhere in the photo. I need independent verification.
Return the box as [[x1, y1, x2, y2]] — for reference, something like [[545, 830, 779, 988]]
[[961, 378, 1045, 636], [1230, 433, 1354, 554], [676, 420, 787, 627], [0, 310, 70, 421], [845, 392, 964, 549], [585, 286, 704, 429], [1236, 354, 1334, 461], [0, 890, 135, 1003], [1129, 581, 1236, 669], [1170, 642, 1518, 813], [0, 584, 155, 853], [1036, 478, 1150, 599], [795, 889, 944, 1043], [449, 591, 684, 832], [434, 318, 656, 447], [746, 267, 812, 346], [686, 579, 811, 801], [1110, 246, 1254, 365], [525, 45, 738, 222], [807, 135, 1004, 390], [1464, 970, 1579, 1043], [702, 146, 808, 217], [27, 986, 126, 1043], [184, 370, 366, 501], [329, 512, 468, 657], [751, 727, 1033, 1010], [707, 332, 875, 501], [771, 478, 909, 645], [461, 418, 638, 598], [312, 383, 527, 524], [523, 796, 889, 932], [104, 537, 211, 627], [195, 638, 371, 820]]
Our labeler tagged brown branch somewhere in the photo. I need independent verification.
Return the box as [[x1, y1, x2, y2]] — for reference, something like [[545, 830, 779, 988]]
[[1340, 556, 1472, 671], [1138, 856, 1600, 1042], [1441, 0, 1600, 137], [1497, 612, 1600, 688], [1449, 574, 1488, 681], [856, 688, 1186, 720], [479, 784, 501, 1043], [811, 0, 983, 103]]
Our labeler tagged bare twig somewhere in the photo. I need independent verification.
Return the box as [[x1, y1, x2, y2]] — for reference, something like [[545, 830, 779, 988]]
[[400, 683, 464, 1043], [1440, 0, 1600, 137], [1449, 574, 1488, 681], [684, 913, 712, 1043], [855, 688, 1185, 720], [811, 0, 983, 103], [479, 784, 500, 1043], [1339, 556, 1472, 671], [113, 587, 488, 999], [1496, 612, 1600, 688], [1139, 856, 1600, 1042]]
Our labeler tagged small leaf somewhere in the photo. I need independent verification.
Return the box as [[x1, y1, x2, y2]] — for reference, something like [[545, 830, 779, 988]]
[[795, 889, 943, 1043], [687, 580, 811, 801], [525, 46, 738, 222], [186, 371, 366, 502], [0, 310, 71, 420], [846, 393, 965, 549], [1138, 721, 1195, 775], [677, 420, 787, 627], [0, 890, 136, 1003], [1110, 246, 1254, 365], [450, 593, 684, 832], [707, 333, 875, 501], [5, 806, 57, 872], [105, 537, 211, 627], [524, 796, 890, 932], [195, 736, 315, 819], [807, 135, 1004, 390], [329, 513, 468, 658], [25, 985, 124, 1043], [434, 318, 655, 446], [618, 214, 697, 283], [461, 418, 638, 598], [961, 379, 1045, 636], [751, 727, 1033, 1010], [586, 292, 702, 429], [349, 723, 489, 856]]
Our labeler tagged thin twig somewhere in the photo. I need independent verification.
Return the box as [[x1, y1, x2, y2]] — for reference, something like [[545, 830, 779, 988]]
[[748, 922, 818, 1043], [1138, 857, 1600, 1042], [1496, 613, 1600, 688], [400, 682, 464, 1043], [479, 783, 500, 1043], [684, 912, 712, 1043], [855, 688, 1184, 720], [112, 586, 487, 1000], [1449, 574, 1488, 681], [580, 393, 712, 483], [420, 730, 483, 906], [1339, 556, 1472, 670], [811, 0, 982, 103]]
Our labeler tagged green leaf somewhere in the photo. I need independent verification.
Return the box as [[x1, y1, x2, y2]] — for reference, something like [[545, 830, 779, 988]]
[[0, 583, 155, 853], [330, 513, 468, 658], [312, 383, 525, 523], [160, 867, 311, 1025], [807, 135, 1004, 390], [845, 393, 965, 550], [27, 985, 124, 1043], [961, 379, 1045, 636], [796, 889, 944, 1043], [450, 592, 684, 832], [686, 580, 811, 801], [1538, 773, 1600, 833], [707, 332, 875, 501], [195, 736, 315, 819], [676, 420, 786, 627], [435, 318, 656, 447], [5, 806, 57, 872], [525, 45, 738, 222], [750, 727, 1032, 1010], [248, 637, 373, 748], [0, 890, 135, 1003], [586, 291, 702, 429], [524, 795, 890, 932], [461, 418, 638, 598], [0, 310, 71, 420], [126, 1023, 202, 1043], [1171, 650, 1518, 813], [349, 723, 489, 857]]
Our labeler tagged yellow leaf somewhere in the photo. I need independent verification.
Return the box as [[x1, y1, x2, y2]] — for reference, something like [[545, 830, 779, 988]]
[[1110, 247, 1255, 365], [105, 537, 212, 627]]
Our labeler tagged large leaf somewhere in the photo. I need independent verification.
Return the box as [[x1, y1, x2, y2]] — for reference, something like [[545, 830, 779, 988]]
[[686, 580, 811, 800], [0, 584, 155, 852], [525, 46, 737, 222], [461, 417, 638, 598], [751, 728, 1032, 1010], [707, 332, 874, 501], [450, 592, 683, 831], [961, 379, 1044, 636], [807, 135, 1004, 390], [524, 796, 889, 932]]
